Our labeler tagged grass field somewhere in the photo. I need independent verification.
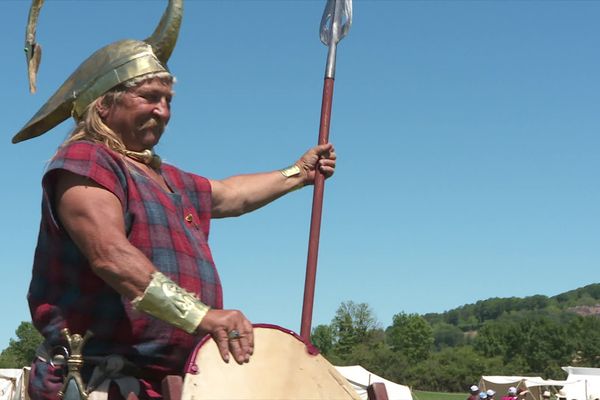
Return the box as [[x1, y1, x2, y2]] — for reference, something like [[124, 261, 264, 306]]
[[412, 390, 466, 400]]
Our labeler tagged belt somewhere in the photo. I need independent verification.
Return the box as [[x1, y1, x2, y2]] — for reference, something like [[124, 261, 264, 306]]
[[36, 343, 141, 400]]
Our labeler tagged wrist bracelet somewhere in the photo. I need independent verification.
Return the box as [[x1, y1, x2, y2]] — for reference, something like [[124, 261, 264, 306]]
[[280, 164, 301, 178], [132, 272, 210, 334]]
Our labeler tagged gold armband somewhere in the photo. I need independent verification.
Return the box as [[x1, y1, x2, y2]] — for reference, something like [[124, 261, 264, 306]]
[[280, 164, 304, 192], [132, 272, 210, 334], [280, 164, 301, 178]]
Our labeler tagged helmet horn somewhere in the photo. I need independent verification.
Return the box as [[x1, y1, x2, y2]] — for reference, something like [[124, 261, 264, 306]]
[[145, 0, 183, 64]]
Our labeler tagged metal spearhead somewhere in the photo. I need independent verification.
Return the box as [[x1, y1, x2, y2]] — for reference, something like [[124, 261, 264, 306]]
[[319, 0, 352, 79], [319, 0, 352, 47], [24, 0, 44, 93]]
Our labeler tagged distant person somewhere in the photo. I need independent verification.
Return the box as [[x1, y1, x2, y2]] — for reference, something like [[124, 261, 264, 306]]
[[501, 386, 518, 400], [487, 389, 496, 400], [518, 389, 531, 400], [468, 385, 481, 400], [542, 390, 551, 400], [480, 392, 488, 400], [556, 390, 567, 399]]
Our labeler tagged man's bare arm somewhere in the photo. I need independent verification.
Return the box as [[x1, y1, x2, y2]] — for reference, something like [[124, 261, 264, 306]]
[[210, 143, 336, 218], [54, 170, 152, 298]]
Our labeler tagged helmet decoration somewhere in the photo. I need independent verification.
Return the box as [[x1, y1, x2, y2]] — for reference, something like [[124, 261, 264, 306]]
[[13, 0, 183, 144]]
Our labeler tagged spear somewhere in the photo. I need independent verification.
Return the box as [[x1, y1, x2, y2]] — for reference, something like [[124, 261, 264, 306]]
[[300, 0, 352, 342]]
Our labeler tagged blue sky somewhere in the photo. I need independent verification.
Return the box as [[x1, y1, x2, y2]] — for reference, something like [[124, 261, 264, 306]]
[[1, 0, 598, 351]]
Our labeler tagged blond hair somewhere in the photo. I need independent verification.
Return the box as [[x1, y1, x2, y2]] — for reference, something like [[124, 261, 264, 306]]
[[63, 72, 174, 153]]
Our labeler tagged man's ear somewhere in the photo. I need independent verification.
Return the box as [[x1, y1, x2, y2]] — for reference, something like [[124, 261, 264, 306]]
[[96, 100, 109, 119]]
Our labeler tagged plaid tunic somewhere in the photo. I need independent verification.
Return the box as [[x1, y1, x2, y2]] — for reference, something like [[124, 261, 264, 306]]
[[28, 141, 223, 398]]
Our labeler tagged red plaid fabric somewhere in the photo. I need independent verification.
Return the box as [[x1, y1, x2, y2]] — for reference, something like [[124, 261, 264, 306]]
[[28, 141, 222, 399]]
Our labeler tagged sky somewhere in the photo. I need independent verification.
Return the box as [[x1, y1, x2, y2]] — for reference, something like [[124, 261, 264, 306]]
[[0, 0, 598, 351]]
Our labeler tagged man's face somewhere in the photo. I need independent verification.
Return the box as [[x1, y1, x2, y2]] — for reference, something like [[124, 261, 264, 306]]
[[102, 78, 173, 151]]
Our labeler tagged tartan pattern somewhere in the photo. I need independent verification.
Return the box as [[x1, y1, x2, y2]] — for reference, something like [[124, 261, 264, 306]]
[[28, 141, 222, 398]]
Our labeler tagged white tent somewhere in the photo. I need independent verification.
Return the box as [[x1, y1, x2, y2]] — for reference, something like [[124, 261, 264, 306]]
[[481, 371, 599, 400], [479, 376, 583, 400], [0, 368, 29, 400], [335, 365, 413, 400], [480, 375, 545, 400], [561, 366, 600, 400]]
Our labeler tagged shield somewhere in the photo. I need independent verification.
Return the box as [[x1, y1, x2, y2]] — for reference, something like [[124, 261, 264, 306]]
[[180, 324, 361, 400]]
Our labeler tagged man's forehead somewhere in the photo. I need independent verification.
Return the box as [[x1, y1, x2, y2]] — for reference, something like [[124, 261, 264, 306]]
[[129, 79, 174, 93]]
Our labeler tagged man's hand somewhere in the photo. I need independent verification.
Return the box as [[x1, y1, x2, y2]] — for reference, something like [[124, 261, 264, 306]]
[[197, 309, 254, 364], [296, 143, 337, 185], [209, 143, 337, 218]]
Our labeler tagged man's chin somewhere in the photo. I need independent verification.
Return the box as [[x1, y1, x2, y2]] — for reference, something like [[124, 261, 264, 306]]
[[139, 131, 163, 148]]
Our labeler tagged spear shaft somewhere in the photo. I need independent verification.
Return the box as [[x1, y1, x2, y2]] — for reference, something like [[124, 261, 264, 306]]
[[300, 0, 352, 341]]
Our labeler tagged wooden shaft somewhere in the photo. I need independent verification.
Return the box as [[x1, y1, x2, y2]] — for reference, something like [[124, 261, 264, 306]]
[[300, 77, 335, 341]]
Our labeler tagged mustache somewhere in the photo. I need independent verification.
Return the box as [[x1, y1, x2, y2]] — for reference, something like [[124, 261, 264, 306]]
[[139, 118, 165, 132]]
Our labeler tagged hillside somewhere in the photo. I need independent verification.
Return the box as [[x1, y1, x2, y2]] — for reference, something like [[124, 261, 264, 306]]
[[423, 283, 600, 330]]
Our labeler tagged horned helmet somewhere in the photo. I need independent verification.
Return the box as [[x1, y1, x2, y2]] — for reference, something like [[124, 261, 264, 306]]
[[12, 0, 183, 144]]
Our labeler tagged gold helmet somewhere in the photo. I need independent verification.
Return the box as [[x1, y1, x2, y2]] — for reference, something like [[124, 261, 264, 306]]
[[12, 0, 183, 144]]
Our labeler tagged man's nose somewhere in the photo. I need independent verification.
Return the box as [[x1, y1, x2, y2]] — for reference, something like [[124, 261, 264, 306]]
[[153, 98, 170, 120]]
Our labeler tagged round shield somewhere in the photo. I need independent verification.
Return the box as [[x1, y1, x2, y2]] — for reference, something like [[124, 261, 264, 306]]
[[181, 324, 360, 400]]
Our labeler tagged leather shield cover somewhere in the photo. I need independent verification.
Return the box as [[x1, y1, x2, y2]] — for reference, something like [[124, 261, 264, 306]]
[[181, 324, 361, 400]]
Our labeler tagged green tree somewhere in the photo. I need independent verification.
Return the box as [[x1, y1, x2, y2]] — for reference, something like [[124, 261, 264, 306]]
[[331, 301, 379, 355], [474, 314, 575, 378], [406, 345, 505, 392], [571, 315, 600, 367], [0, 322, 43, 368], [311, 324, 335, 355], [432, 322, 465, 349], [345, 338, 409, 383], [386, 312, 433, 364]]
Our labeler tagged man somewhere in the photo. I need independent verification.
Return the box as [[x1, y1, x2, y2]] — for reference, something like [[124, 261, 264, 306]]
[[487, 389, 496, 400], [468, 385, 480, 400], [501, 386, 518, 400], [14, 1, 336, 399]]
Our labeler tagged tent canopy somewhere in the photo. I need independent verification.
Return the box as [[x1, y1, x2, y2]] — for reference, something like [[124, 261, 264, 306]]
[[561, 366, 600, 400], [335, 365, 412, 400], [480, 376, 555, 400], [481, 371, 600, 400], [0, 368, 29, 400]]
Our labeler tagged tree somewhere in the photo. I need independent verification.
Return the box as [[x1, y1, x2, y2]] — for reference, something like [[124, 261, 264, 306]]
[[474, 314, 576, 378], [432, 322, 465, 349], [571, 315, 600, 367], [406, 346, 505, 392], [0, 322, 43, 368], [311, 324, 335, 355], [331, 301, 379, 355], [386, 312, 433, 364]]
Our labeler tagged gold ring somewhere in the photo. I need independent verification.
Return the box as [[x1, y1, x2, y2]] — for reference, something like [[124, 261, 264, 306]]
[[228, 329, 241, 340]]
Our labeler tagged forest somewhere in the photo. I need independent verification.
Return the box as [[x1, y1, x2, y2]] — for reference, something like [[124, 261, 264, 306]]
[[311, 284, 600, 392]]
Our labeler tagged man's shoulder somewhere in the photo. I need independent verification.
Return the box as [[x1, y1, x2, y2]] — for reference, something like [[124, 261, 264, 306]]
[[52, 140, 117, 162], [46, 140, 126, 182]]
